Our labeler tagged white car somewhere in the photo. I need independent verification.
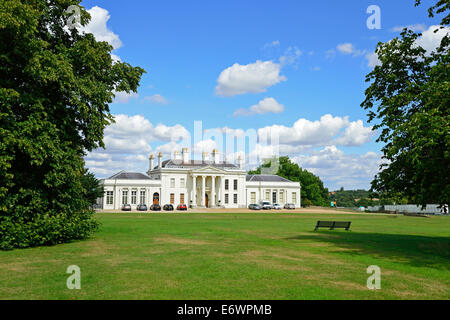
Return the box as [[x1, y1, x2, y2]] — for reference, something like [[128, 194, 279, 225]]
[[260, 201, 272, 210], [272, 203, 282, 210]]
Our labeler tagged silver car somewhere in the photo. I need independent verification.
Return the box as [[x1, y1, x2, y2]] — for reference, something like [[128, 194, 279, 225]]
[[272, 203, 282, 210], [284, 203, 295, 210]]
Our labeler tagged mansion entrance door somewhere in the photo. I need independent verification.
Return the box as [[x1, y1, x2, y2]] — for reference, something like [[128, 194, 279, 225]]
[[205, 194, 209, 208], [153, 192, 160, 205]]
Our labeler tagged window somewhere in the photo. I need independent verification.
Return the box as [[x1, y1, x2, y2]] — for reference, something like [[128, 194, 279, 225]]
[[280, 191, 284, 204], [180, 193, 184, 204], [265, 191, 270, 201], [234, 179, 238, 191], [140, 190, 146, 204], [272, 191, 277, 204], [170, 178, 175, 188], [170, 193, 175, 204], [122, 190, 128, 205], [292, 192, 297, 204], [180, 178, 185, 188], [106, 191, 114, 205], [225, 194, 229, 204], [131, 190, 137, 204], [225, 179, 229, 190], [250, 192, 256, 204], [233, 194, 238, 204]]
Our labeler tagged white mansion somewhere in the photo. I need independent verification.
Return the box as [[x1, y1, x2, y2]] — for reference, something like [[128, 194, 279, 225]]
[[98, 149, 301, 210]]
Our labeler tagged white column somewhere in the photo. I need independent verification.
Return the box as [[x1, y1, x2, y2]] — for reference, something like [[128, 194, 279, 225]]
[[211, 176, 216, 207], [192, 175, 197, 207], [218, 176, 222, 205], [221, 177, 225, 207], [201, 175, 206, 207]]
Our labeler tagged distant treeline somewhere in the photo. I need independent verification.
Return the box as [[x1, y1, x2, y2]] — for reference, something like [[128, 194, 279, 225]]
[[329, 188, 400, 208]]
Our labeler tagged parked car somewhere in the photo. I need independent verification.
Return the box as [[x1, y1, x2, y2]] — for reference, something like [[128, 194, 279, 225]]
[[272, 203, 282, 210], [248, 204, 262, 210], [121, 204, 132, 211], [136, 204, 148, 211], [259, 201, 272, 210], [150, 204, 161, 211], [284, 203, 296, 210], [177, 204, 188, 211], [163, 204, 174, 211]]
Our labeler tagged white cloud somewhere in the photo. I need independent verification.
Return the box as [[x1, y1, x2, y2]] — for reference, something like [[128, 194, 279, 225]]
[[113, 91, 138, 104], [337, 43, 366, 57], [193, 139, 218, 153], [391, 24, 427, 32], [366, 25, 449, 67], [337, 43, 355, 54], [293, 146, 385, 190], [233, 97, 284, 117], [334, 120, 374, 146], [143, 94, 169, 104], [365, 52, 381, 67], [104, 114, 189, 146], [263, 40, 280, 48], [111, 54, 121, 63], [279, 46, 302, 66], [215, 60, 287, 97], [87, 115, 191, 177], [257, 114, 352, 146], [416, 25, 450, 54], [80, 6, 122, 50]]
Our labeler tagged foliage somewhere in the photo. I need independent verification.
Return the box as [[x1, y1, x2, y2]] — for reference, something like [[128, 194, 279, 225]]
[[82, 169, 104, 206], [330, 189, 373, 207], [0, 0, 145, 250], [361, 1, 449, 207], [249, 156, 329, 206]]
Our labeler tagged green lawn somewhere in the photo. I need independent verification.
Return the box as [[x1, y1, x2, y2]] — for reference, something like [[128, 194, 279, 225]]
[[1, 212, 449, 300]]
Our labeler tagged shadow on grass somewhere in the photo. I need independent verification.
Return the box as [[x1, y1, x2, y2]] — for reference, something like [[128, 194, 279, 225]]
[[285, 232, 450, 270]]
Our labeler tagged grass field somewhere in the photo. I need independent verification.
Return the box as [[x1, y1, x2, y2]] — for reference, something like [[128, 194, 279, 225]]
[[1, 211, 449, 300]]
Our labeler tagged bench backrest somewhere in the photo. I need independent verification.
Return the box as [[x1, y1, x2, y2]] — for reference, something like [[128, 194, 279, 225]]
[[334, 221, 351, 228], [316, 221, 335, 227], [316, 221, 351, 229]]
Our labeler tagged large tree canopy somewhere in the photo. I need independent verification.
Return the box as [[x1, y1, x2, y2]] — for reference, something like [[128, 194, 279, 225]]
[[361, 1, 449, 207], [0, 0, 145, 249]]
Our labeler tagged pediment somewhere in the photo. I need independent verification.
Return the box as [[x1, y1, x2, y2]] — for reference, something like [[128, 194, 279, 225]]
[[191, 165, 228, 174]]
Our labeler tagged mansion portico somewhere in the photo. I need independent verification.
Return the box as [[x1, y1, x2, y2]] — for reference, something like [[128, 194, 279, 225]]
[[98, 149, 301, 210]]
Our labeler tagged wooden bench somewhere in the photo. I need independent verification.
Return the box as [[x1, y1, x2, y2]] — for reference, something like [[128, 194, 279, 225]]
[[315, 221, 351, 231]]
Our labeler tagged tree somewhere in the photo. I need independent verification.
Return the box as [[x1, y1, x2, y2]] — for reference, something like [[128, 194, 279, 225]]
[[361, 0, 449, 207], [0, 0, 145, 250], [82, 169, 104, 206], [249, 156, 329, 206]]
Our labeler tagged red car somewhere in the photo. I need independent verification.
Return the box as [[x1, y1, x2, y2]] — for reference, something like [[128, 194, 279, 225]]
[[176, 204, 187, 211]]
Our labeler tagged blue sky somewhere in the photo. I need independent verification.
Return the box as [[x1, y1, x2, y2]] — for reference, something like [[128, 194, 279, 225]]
[[81, 0, 446, 190]]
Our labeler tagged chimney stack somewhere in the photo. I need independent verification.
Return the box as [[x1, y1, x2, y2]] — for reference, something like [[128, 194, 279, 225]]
[[182, 148, 189, 164], [158, 152, 162, 168], [212, 149, 220, 164], [173, 150, 182, 162], [149, 154, 154, 171], [237, 155, 244, 169]]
